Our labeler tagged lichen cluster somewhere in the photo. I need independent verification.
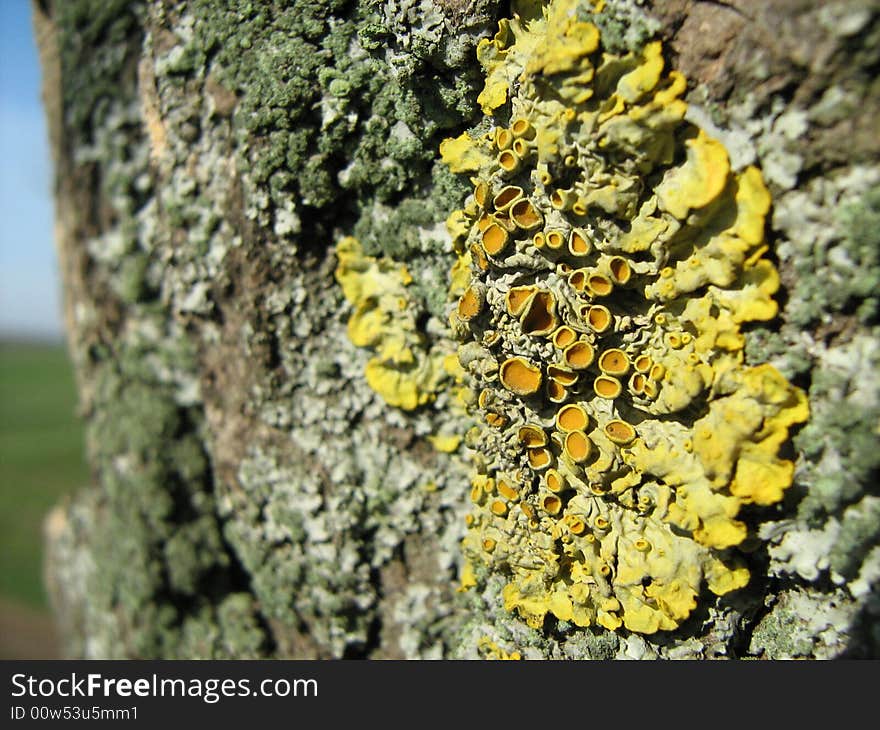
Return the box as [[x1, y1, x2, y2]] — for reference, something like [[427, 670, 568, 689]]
[[335, 236, 454, 409], [443, 0, 809, 633], [48, 0, 505, 657]]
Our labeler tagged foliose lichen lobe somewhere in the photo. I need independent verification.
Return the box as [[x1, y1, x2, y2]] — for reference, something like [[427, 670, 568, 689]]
[[442, 0, 809, 634], [335, 236, 456, 410]]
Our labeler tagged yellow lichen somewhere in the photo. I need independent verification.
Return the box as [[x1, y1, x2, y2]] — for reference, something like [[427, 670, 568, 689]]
[[428, 433, 463, 453], [440, 131, 492, 173], [477, 637, 523, 660], [444, 0, 808, 634], [335, 237, 449, 410]]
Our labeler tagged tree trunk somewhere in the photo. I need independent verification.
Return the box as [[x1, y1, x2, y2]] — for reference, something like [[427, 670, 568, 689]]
[[36, 0, 879, 659]]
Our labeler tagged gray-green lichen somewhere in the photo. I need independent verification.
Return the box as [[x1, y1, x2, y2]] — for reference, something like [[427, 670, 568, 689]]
[[226, 260, 473, 654], [47, 351, 269, 658], [576, 0, 659, 55], [733, 158, 880, 636], [748, 587, 865, 659], [45, 0, 274, 658], [167, 0, 494, 249], [45, 0, 499, 658]]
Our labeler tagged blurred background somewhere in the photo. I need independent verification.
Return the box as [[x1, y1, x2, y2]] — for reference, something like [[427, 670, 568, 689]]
[[0, 0, 89, 657]]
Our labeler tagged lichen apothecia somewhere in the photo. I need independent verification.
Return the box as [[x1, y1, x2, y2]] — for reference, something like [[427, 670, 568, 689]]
[[442, 0, 808, 634]]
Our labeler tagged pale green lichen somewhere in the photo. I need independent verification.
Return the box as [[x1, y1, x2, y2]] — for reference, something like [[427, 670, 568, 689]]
[[776, 176, 880, 329], [749, 587, 862, 659], [52, 353, 268, 658], [576, 0, 660, 55]]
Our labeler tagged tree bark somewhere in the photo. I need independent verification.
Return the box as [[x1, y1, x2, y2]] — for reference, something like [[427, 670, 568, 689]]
[[36, 0, 879, 659]]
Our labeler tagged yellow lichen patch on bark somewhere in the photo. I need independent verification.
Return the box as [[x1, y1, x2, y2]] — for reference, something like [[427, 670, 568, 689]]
[[444, 0, 808, 635], [335, 237, 449, 410]]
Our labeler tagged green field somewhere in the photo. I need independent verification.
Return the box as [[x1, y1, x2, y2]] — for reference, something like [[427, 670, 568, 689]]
[[0, 340, 89, 607]]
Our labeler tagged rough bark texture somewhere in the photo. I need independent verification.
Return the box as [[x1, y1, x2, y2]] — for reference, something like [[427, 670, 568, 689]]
[[36, 0, 879, 659]]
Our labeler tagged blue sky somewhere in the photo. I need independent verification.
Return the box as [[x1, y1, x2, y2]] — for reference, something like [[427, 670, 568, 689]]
[[0, 0, 61, 340]]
